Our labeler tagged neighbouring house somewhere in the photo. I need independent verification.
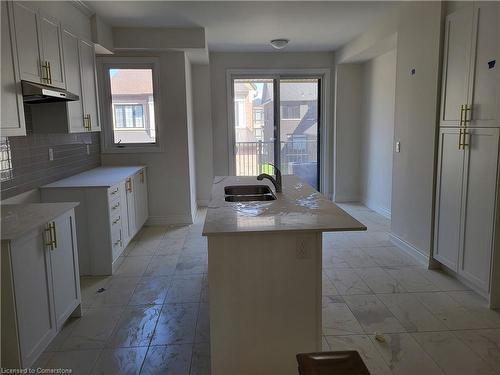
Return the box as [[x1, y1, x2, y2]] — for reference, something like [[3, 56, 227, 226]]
[[110, 68, 156, 144], [261, 81, 318, 185]]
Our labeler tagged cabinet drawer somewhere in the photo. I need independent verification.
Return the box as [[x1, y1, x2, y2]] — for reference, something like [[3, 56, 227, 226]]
[[108, 185, 121, 200], [111, 225, 123, 261], [110, 213, 122, 228], [111, 222, 122, 247], [109, 199, 122, 215]]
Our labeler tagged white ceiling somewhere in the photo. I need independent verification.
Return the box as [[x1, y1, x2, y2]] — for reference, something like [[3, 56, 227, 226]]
[[85, 1, 398, 52]]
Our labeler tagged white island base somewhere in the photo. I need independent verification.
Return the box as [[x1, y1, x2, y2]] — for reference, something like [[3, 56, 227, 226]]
[[208, 231, 322, 375], [203, 175, 365, 375]]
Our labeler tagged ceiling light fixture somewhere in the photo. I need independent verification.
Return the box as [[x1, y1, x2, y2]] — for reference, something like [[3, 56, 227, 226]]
[[270, 39, 289, 50]]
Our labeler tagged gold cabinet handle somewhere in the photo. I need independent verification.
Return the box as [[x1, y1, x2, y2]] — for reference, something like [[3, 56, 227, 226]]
[[126, 178, 132, 192], [112, 216, 121, 225], [462, 130, 470, 148], [84, 114, 91, 130], [45, 225, 54, 250], [45, 222, 57, 249], [460, 104, 465, 126], [41, 61, 49, 84], [139, 170, 144, 183], [464, 104, 472, 124], [51, 222, 57, 248], [47, 61, 52, 84], [112, 202, 120, 210], [458, 128, 463, 150]]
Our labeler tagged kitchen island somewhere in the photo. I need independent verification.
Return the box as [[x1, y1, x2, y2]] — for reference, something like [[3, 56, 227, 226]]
[[203, 175, 366, 375]]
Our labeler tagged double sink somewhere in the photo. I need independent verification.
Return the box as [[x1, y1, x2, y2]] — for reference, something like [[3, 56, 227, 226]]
[[224, 185, 277, 202]]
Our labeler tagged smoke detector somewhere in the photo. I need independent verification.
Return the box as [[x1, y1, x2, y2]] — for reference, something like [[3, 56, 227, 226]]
[[270, 39, 290, 50]]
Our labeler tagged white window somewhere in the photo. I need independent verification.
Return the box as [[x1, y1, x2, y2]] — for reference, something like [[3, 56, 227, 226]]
[[98, 57, 161, 152]]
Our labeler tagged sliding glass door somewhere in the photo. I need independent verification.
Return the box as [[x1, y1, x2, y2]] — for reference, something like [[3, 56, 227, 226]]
[[232, 77, 320, 190], [233, 78, 275, 176]]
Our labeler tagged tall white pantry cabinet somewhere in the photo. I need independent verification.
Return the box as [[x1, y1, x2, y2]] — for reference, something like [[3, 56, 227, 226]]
[[434, 2, 500, 306]]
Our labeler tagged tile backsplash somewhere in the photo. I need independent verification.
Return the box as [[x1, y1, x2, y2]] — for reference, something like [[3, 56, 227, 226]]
[[0, 132, 101, 200]]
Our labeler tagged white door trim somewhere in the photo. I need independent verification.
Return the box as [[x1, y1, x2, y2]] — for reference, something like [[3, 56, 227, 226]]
[[225, 68, 332, 196]]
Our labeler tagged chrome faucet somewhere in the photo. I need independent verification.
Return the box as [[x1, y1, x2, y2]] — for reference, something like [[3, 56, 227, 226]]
[[257, 164, 282, 193]]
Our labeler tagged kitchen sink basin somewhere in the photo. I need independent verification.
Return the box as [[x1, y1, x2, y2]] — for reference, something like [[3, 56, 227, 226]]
[[224, 185, 273, 196], [225, 194, 276, 202], [224, 184, 276, 202]]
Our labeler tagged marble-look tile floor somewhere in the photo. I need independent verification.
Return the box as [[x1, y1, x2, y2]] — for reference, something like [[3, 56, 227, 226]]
[[31, 204, 500, 375]]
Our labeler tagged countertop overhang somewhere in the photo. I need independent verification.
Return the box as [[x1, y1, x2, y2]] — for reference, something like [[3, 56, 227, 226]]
[[202, 176, 366, 236], [1, 202, 79, 240]]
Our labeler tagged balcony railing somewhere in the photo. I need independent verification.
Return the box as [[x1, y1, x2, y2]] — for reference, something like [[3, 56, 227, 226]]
[[235, 140, 317, 177]]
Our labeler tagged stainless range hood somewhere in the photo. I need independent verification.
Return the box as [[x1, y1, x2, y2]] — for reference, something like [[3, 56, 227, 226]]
[[22, 80, 79, 103]]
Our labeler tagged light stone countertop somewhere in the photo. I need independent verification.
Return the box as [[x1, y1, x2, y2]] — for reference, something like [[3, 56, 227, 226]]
[[202, 175, 366, 236], [40, 166, 146, 189], [1, 202, 79, 240]]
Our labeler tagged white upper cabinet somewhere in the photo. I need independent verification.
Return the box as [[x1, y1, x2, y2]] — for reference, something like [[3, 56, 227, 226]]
[[10, 1, 42, 84], [440, 4, 474, 126], [10, 2, 65, 88], [4, 1, 102, 135], [31, 31, 101, 134], [38, 13, 65, 88], [468, 2, 500, 126], [62, 29, 85, 133], [80, 40, 100, 131], [440, 2, 499, 127], [1, 1, 25, 136]]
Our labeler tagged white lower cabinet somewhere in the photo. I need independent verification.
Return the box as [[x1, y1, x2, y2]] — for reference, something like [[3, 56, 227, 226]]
[[134, 168, 149, 230], [1, 208, 81, 369], [434, 127, 499, 295], [40, 166, 148, 275], [50, 210, 82, 327]]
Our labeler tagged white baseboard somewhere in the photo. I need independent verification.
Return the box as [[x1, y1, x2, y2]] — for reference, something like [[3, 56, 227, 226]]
[[146, 214, 193, 226], [363, 199, 391, 219], [334, 196, 361, 204], [197, 199, 209, 207], [389, 233, 429, 266]]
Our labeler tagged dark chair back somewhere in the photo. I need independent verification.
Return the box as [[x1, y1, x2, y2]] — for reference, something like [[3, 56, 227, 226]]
[[296, 351, 371, 375]]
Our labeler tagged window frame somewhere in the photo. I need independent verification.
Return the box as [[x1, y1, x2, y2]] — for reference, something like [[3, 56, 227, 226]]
[[98, 57, 162, 153]]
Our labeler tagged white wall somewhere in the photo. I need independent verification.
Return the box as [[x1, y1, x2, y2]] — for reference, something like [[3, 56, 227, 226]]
[[334, 2, 443, 259], [209, 52, 335, 180], [360, 49, 396, 217], [101, 51, 197, 224], [391, 2, 443, 257], [192, 64, 214, 206], [333, 64, 363, 202]]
